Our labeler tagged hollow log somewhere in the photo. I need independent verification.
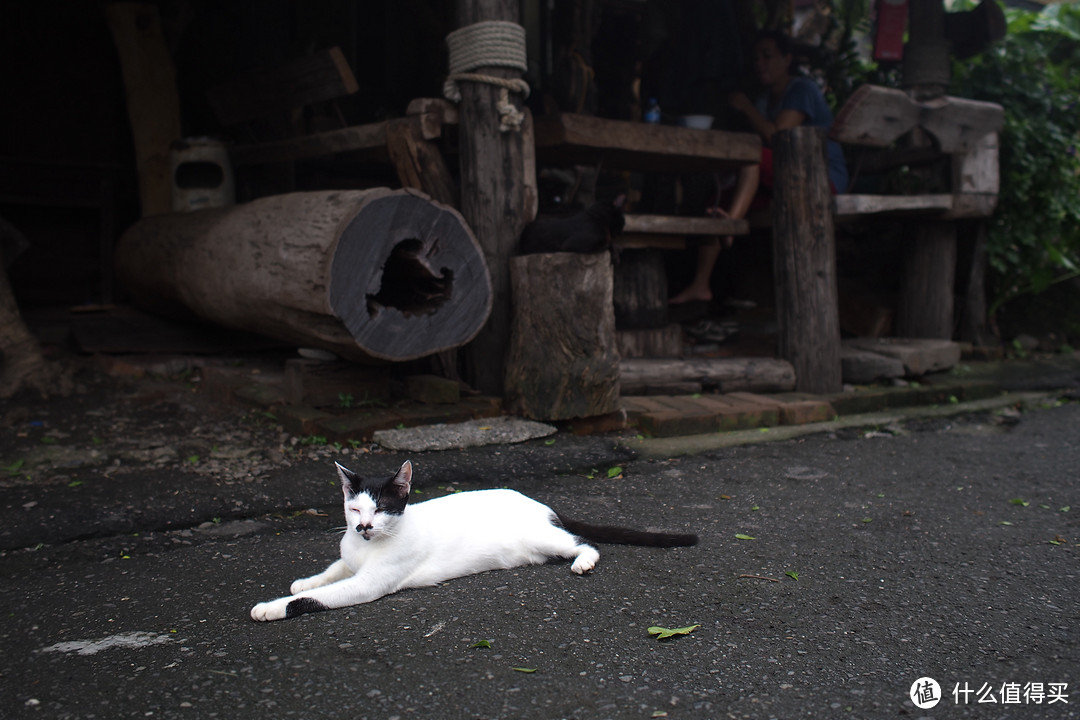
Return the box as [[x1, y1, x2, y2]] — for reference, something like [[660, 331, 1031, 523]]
[[504, 252, 620, 421], [114, 188, 491, 362]]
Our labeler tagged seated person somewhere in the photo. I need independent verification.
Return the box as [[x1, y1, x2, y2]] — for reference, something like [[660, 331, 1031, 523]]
[[670, 29, 847, 305]]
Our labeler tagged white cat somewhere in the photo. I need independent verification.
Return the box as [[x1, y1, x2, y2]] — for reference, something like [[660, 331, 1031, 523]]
[[251, 460, 696, 621]]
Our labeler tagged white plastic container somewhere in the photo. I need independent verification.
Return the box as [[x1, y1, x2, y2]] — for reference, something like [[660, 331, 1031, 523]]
[[170, 138, 235, 212]]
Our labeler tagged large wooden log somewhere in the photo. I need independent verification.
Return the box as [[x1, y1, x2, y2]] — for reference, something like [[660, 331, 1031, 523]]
[[504, 252, 619, 421], [114, 188, 491, 362], [620, 358, 796, 395], [771, 127, 843, 394]]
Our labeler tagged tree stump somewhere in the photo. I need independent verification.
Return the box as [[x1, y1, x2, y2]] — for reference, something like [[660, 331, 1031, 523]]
[[504, 252, 619, 420], [114, 188, 491, 362], [771, 126, 843, 394], [612, 248, 668, 329]]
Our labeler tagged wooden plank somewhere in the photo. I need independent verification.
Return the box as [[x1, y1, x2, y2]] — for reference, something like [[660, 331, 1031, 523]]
[[622, 213, 749, 236], [614, 234, 688, 250], [619, 357, 796, 394], [534, 113, 760, 173], [834, 193, 953, 220], [920, 96, 1004, 153], [831, 84, 919, 147], [206, 46, 358, 127], [230, 121, 389, 166], [944, 193, 997, 219], [104, 3, 181, 217]]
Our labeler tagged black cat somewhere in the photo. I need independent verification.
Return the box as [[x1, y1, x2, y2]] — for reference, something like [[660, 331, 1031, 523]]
[[517, 196, 626, 255]]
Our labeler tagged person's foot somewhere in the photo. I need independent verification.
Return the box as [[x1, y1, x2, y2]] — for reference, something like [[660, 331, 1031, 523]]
[[669, 286, 712, 304]]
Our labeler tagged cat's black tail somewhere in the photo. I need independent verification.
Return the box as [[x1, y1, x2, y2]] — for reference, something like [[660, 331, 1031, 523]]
[[555, 514, 698, 548]]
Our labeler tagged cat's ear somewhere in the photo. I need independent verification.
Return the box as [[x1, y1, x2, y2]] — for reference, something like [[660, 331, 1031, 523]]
[[389, 460, 412, 499], [336, 462, 359, 497]]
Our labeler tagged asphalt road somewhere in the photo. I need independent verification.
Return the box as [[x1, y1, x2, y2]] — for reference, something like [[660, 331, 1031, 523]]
[[1, 400, 1078, 719]]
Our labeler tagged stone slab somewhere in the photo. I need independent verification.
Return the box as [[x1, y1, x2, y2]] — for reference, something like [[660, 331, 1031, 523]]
[[841, 346, 905, 384], [372, 416, 557, 452], [845, 338, 962, 376]]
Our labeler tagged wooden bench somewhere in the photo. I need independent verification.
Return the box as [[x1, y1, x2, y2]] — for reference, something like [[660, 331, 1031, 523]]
[[759, 84, 1004, 393], [532, 112, 761, 354]]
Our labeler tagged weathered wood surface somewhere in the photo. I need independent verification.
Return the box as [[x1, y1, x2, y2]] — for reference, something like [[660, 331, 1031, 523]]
[[229, 121, 390, 166], [622, 213, 748, 236], [619, 357, 796, 395], [771, 127, 842, 394], [104, 2, 181, 217], [831, 84, 1003, 153], [896, 221, 957, 339], [456, 0, 538, 395], [834, 193, 953, 220], [617, 325, 684, 359], [386, 118, 458, 206], [504, 252, 619, 421], [205, 46, 358, 127], [115, 188, 491, 362], [612, 248, 668, 330], [534, 113, 761, 174]]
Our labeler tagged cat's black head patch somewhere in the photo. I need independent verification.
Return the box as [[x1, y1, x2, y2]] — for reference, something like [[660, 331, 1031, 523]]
[[337, 461, 412, 515]]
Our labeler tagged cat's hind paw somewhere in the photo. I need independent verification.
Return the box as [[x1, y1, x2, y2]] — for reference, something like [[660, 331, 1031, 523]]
[[570, 545, 599, 574]]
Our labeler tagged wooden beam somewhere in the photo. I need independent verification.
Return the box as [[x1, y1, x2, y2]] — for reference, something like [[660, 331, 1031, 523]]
[[920, 95, 1004, 153], [834, 193, 953, 220], [206, 46, 359, 127], [534, 113, 760, 173], [622, 214, 748, 236], [229, 121, 390, 166], [385, 118, 458, 206], [104, 3, 181, 217]]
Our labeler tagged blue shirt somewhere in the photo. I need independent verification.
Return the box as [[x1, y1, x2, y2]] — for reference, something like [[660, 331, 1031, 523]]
[[755, 76, 848, 193]]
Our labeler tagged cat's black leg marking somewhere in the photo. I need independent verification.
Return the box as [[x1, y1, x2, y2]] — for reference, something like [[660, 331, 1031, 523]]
[[286, 597, 329, 618]]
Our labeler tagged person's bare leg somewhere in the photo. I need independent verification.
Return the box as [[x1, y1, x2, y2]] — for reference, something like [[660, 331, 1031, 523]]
[[670, 238, 720, 304], [670, 164, 760, 304]]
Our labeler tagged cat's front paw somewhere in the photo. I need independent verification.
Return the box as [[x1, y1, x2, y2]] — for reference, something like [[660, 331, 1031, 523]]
[[250, 598, 289, 622], [290, 576, 320, 594]]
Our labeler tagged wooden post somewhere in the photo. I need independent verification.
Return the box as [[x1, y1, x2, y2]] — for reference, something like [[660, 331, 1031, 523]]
[[897, 0, 957, 339], [455, 0, 538, 395], [771, 127, 842, 394], [504, 252, 619, 421], [104, 2, 181, 217]]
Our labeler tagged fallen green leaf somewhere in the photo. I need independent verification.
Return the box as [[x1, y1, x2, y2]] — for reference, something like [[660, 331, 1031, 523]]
[[1000, 521, 1014, 526], [862, 517, 873, 524], [469, 640, 491, 649], [512, 667, 537, 673], [750, 505, 760, 511], [607, 466, 623, 479], [785, 571, 799, 581], [544, 438, 556, 446], [648, 624, 700, 640], [40, 437, 57, 445], [1009, 498, 1030, 507], [4, 460, 24, 474], [735, 533, 755, 540], [68, 480, 84, 488], [1060, 506, 1071, 513], [186, 455, 200, 464]]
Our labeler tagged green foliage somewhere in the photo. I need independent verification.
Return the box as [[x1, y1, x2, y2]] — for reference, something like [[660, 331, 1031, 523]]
[[949, 3, 1080, 315]]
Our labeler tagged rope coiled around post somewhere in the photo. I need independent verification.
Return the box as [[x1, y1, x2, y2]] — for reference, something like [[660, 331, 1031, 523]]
[[443, 20, 530, 132]]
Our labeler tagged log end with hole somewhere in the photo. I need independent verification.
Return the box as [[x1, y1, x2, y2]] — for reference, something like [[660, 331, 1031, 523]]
[[115, 188, 492, 362]]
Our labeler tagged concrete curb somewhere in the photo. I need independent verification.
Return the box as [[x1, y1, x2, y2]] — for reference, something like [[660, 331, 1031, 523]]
[[619, 390, 1061, 459]]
